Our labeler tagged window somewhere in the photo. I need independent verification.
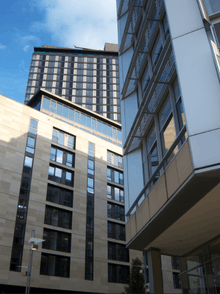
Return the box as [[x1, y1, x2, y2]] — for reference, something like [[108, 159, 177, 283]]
[[173, 77, 186, 134], [86, 97, 93, 104], [107, 203, 125, 221], [87, 76, 93, 82], [107, 151, 123, 168], [86, 83, 93, 89], [44, 205, 72, 229], [88, 142, 95, 157], [26, 137, 35, 154], [146, 125, 159, 184], [40, 253, 70, 277], [47, 75, 53, 80], [108, 222, 126, 241], [87, 178, 94, 189], [49, 55, 56, 61], [85, 240, 93, 258], [29, 118, 38, 135], [50, 147, 74, 168], [162, 14, 169, 40], [24, 156, 33, 168], [108, 242, 129, 262], [173, 272, 181, 289], [42, 229, 71, 253], [48, 68, 54, 74], [107, 185, 124, 203], [107, 168, 123, 185], [48, 61, 55, 67], [171, 257, 180, 270], [108, 264, 129, 283], [159, 96, 177, 161], [151, 33, 163, 69], [78, 63, 84, 69], [204, 0, 220, 15], [48, 165, 74, 187], [87, 63, 93, 69], [141, 63, 150, 94], [88, 159, 94, 175], [46, 184, 73, 207], [52, 129, 75, 150], [85, 261, 93, 280]]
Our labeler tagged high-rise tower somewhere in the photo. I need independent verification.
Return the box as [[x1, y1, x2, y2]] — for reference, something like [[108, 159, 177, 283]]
[[25, 44, 121, 122]]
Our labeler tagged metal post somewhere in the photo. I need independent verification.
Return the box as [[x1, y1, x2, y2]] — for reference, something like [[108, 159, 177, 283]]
[[143, 252, 148, 294], [25, 230, 35, 294]]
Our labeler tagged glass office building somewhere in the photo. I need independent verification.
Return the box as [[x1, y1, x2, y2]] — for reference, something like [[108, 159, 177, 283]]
[[117, 0, 220, 293]]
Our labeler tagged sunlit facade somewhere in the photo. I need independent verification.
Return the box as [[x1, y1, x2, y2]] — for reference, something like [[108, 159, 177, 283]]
[[0, 90, 145, 293], [117, 0, 220, 293]]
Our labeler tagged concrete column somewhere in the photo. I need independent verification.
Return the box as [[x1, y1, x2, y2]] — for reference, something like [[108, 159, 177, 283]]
[[147, 248, 163, 294]]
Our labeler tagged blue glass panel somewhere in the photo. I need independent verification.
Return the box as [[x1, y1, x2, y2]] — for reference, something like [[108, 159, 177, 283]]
[[91, 119, 96, 130], [42, 98, 50, 110], [80, 114, 85, 125], [57, 103, 62, 116], [30, 119, 37, 129], [75, 111, 80, 123], [69, 109, 74, 121], [63, 106, 68, 118], [86, 116, 91, 128], [112, 127, 117, 139], [117, 130, 122, 141], [51, 100, 56, 108], [102, 123, 107, 135], [107, 126, 112, 137], [50, 107, 56, 113], [97, 121, 102, 133]]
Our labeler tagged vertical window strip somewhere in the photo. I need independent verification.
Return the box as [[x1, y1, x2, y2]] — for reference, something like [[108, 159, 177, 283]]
[[10, 118, 38, 272], [85, 142, 95, 280]]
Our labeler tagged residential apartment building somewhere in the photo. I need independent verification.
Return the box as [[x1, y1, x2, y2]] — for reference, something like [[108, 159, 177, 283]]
[[0, 90, 144, 293], [24, 44, 121, 123], [117, 0, 220, 293]]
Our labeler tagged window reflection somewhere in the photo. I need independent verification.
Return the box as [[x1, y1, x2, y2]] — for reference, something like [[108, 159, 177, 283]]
[[204, 0, 220, 15], [42, 97, 122, 145]]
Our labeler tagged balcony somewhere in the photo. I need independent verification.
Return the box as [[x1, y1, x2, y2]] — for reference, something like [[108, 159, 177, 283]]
[[126, 138, 220, 256]]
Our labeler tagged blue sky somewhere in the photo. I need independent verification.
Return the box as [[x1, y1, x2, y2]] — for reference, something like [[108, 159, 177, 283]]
[[0, 0, 118, 104]]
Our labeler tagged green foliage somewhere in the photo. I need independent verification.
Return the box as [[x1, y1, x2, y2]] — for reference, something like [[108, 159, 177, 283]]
[[124, 257, 145, 293]]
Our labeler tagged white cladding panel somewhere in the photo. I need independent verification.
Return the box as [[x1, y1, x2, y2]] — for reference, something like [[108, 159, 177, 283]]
[[122, 91, 138, 142], [117, 11, 128, 50], [189, 129, 220, 169], [164, 0, 203, 40], [172, 28, 220, 136], [119, 46, 133, 88], [126, 148, 144, 214]]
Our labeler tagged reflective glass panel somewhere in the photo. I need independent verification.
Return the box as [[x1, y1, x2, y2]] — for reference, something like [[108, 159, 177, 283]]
[[58, 132, 64, 145], [43, 98, 50, 110]]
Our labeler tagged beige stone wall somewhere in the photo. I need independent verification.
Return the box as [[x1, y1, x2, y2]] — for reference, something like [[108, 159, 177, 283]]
[[161, 255, 182, 294], [0, 94, 142, 293]]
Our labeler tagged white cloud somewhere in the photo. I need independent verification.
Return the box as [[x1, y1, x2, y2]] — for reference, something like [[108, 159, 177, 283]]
[[0, 44, 6, 49], [23, 45, 30, 52], [34, 0, 118, 50], [13, 28, 40, 51]]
